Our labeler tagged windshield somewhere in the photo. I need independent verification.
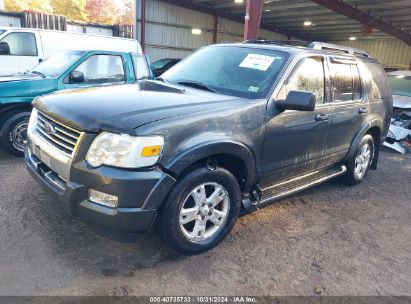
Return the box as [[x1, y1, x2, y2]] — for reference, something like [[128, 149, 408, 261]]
[[30, 50, 85, 77], [162, 46, 288, 99], [0, 30, 5, 36], [388, 75, 411, 97]]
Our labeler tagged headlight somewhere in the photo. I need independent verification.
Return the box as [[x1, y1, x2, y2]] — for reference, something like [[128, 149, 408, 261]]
[[86, 132, 164, 168]]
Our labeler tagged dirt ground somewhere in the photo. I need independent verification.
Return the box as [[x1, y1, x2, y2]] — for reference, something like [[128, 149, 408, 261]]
[[0, 147, 410, 296]]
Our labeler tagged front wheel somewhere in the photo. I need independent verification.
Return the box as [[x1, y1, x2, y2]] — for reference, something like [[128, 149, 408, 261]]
[[0, 111, 31, 157], [159, 167, 241, 255], [344, 134, 374, 186]]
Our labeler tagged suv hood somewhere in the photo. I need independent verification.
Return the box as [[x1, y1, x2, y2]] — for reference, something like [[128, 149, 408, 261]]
[[34, 81, 247, 134]]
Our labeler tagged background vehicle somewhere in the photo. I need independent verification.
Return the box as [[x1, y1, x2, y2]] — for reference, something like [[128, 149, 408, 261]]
[[151, 58, 181, 77], [387, 70, 411, 110], [0, 27, 142, 76], [383, 71, 411, 153], [0, 50, 151, 156], [25, 42, 392, 255]]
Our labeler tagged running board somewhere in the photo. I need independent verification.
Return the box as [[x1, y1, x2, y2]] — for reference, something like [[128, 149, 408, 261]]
[[259, 165, 347, 207]]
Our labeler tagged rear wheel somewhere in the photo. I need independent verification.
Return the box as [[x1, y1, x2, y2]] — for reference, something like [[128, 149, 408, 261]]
[[0, 111, 31, 157], [160, 167, 241, 255], [344, 134, 374, 185]]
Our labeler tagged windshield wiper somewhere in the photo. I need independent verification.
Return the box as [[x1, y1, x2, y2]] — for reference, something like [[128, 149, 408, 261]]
[[156, 76, 169, 83], [177, 80, 222, 94], [30, 70, 46, 78]]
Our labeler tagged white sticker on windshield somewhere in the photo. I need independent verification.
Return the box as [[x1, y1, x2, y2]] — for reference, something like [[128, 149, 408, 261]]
[[239, 54, 275, 71], [248, 86, 259, 92]]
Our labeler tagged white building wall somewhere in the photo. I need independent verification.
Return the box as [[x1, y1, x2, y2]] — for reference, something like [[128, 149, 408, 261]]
[[0, 13, 21, 27], [138, 0, 214, 61], [138, 0, 287, 62], [335, 39, 411, 70]]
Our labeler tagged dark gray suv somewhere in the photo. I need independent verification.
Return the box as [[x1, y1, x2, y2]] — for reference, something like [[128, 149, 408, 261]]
[[25, 41, 392, 255]]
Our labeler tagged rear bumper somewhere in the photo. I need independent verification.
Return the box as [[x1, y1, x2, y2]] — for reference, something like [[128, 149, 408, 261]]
[[25, 146, 173, 234]]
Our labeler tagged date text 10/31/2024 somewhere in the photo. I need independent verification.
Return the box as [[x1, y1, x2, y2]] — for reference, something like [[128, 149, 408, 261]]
[[149, 297, 257, 303]]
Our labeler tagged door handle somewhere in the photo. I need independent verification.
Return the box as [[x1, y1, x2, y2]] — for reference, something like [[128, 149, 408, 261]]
[[359, 107, 369, 114], [315, 113, 329, 122]]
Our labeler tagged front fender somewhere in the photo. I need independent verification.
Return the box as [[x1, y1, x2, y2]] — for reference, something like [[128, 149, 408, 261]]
[[162, 139, 256, 191]]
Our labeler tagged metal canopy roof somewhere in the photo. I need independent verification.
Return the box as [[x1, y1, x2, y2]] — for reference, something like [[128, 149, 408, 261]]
[[190, 0, 411, 45]]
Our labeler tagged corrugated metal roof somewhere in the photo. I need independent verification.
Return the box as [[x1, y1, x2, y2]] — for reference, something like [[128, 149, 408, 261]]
[[192, 0, 411, 42]]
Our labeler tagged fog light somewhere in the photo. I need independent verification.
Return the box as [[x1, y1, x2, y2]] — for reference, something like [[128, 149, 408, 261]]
[[88, 189, 118, 208]]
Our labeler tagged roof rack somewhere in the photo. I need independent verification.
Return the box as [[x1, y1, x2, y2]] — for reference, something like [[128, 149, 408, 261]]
[[243, 39, 308, 47], [308, 42, 370, 57]]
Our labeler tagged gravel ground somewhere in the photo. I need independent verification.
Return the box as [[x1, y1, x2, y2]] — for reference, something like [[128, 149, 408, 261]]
[[0, 147, 410, 296]]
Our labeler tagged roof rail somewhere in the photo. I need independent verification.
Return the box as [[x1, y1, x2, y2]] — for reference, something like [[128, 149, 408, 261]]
[[308, 42, 370, 57], [243, 39, 308, 47]]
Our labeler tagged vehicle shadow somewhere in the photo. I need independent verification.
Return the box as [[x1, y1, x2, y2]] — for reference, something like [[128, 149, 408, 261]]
[[5, 144, 402, 280]]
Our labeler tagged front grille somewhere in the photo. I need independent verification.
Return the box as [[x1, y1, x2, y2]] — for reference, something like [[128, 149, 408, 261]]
[[36, 111, 82, 156]]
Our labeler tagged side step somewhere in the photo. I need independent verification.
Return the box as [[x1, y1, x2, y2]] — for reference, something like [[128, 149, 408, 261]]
[[259, 165, 347, 207]]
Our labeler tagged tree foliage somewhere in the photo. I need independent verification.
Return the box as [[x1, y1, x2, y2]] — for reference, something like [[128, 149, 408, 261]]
[[4, 0, 52, 13], [117, 0, 134, 25], [85, 0, 118, 24], [50, 0, 87, 21], [3, 0, 134, 25]]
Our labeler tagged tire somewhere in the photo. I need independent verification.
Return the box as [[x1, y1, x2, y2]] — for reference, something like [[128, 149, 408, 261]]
[[159, 167, 241, 255], [0, 111, 31, 157], [344, 134, 375, 186]]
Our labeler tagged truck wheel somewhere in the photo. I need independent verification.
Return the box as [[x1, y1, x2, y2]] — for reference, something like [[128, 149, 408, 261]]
[[160, 167, 241, 255], [0, 111, 31, 157], [344, 134, 374, 186]]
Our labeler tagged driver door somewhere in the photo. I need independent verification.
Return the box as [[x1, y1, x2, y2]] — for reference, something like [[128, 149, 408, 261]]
[[60, 54, 127, 90], [259, 56, 332, 187]]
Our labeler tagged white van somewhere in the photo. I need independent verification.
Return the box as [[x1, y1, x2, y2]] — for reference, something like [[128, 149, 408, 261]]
[[0, 27, 142, 76]]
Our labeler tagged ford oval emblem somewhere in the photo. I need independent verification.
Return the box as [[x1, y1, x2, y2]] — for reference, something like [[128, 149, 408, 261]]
[[43, 121, 56, 136]]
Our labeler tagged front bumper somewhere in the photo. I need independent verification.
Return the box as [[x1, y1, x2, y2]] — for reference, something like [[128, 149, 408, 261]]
[[25, 146, 175, 234]]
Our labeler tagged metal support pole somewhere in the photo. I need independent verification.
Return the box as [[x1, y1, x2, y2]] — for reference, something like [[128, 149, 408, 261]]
[[133, 0, 138, 40], [243, 0, 264, 41], [213, 15, 218, 44], [141, 0, 146, 52], [0, 0, 4, 11]]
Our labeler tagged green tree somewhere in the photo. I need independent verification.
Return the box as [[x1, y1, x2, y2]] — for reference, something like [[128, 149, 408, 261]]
[[30, 0, 53, 13], [4, 0, 29, 11], [85, 0, 118, 24], [4, 0, 53, 13], [50, 0, 86, 21]]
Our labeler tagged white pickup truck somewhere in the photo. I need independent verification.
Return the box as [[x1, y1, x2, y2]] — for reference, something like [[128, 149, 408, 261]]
[[0, 27, 142, 76]]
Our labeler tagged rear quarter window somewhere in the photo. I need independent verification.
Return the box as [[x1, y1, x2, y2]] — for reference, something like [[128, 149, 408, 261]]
[[365, 62, 391, 100]]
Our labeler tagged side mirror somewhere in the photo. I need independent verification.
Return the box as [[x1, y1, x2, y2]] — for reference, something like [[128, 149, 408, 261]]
[[69, 71, 85, 84], [0, 42, 11, 55], [277, 90, 316, 111]]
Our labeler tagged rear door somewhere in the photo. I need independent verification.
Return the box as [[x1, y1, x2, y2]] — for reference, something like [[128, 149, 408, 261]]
[[325, 57, 366, 164], [259, 55, 332, 187]]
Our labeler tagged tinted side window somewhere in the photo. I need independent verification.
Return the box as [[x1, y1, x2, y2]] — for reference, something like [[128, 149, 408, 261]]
[[330, 61, 363, 102], [277, 56, 325, 104], [74, 55, 125, 83], [330, 62, 353, 101], [0, 32, 37, 56]]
